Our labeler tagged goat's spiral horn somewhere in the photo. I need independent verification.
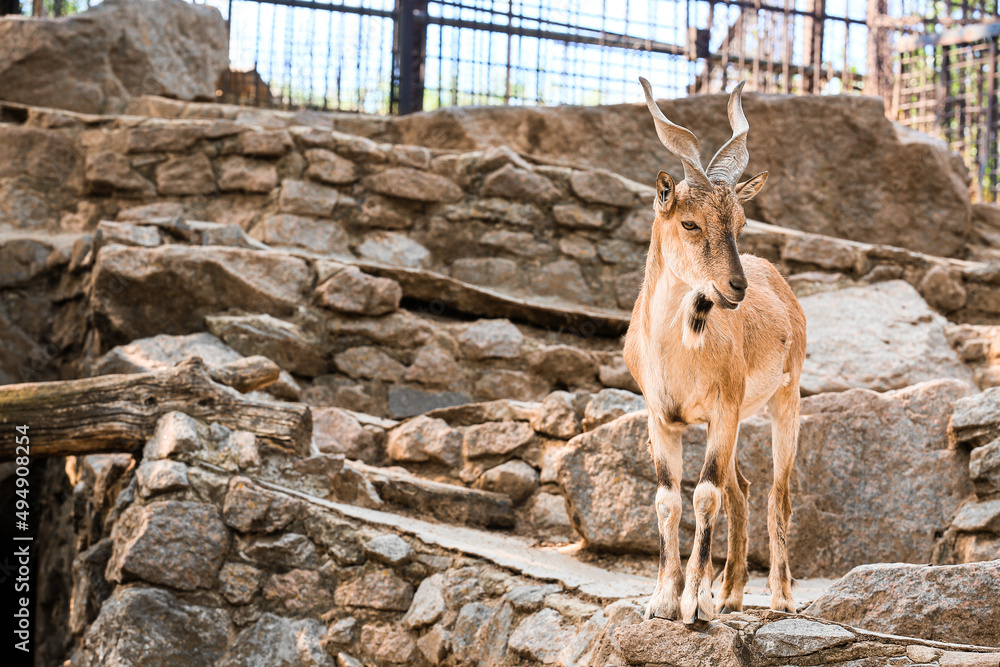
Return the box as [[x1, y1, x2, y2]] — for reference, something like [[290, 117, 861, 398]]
[[706, 81, 750, 186], [639, 77, 712, 192]]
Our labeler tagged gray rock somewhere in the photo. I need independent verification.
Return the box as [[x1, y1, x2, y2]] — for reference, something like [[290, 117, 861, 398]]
[[107, 501, 229, 590], [313, 407, 382, 462], [91, 245, 312, 344], [553, 203, 606, 229], [279, 179, 340, 217], [220, 613, 332, 667], [386, 415, 463, 466], [614, 619, 739, 667], [135, 459, 189, 498], [531, 391, 584, 440], [952, 387, 1000, 448], [463, 421, 535, 459], [458, 319, 524, 359], [535, 260, 595, 304], [401, 573, 446, 629], [253, 214, 348, 254], [363, 534, 413, 566], [218, 562, 262, 605], [85, 152, 156, 193], [799, 281, 974, 395], [919, 264, 968, 313], [403, 343, 465, 389], [206, 313, 327, 377], [69, 539, 114, 635], [559, 380, 974, 575], [753, 618, 855, 658], [570, 169, 639, 207], [530, 492, 575, 536], [94, 220, 160, 248], [451, 602, 495, 655], [334, 565, 414, 611], [526, 345, 598, 387], [505, 584, 562, 612], [508, 608, 577, 664], [481, 164, 561, 205], [803, 560, 1000, 647], [357, 231, 430, 268], [363, 167, 463, 202], [475, 460, 539, 504], [240, 130, 293, 157], [242, 533, 319, 569], [387, 386, 472, 419], [951, 499, 1000, 533], [0, 0, 228, 115], [323, 616, 357, 646], [222, 477, 297, 533], [582, 388, 646, 431], [262, 568, 333, 614], [143, 411, 202, 460], [92, 332, 241, 377], [76, 587, 232, 667], [218, 156, 278, 193], [315, 266, 402, 315], [334, 345, 405, 381], [155, 154, 215, 196], [305, 148, 358, 185], [971, 437, 1000, 497]]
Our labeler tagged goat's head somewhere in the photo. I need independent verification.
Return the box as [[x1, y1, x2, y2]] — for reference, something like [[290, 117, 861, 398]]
[[639, 77, 768, 309]]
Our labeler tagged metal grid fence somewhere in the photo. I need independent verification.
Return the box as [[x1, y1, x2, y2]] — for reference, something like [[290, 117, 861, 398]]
[[205, 0, 1000, 200]]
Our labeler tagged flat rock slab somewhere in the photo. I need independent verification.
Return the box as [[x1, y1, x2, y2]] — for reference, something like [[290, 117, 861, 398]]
[[799, 280, 975, 395], [754, 618, 855, 658], [560, 379, 974, 576], [238, 469, 655, 600], [803, 560, 1000, 647], [91, 245, 313, 345]]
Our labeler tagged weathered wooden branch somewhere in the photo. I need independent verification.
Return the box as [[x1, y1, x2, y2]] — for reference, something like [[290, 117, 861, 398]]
[[0, 357, 311, 460]]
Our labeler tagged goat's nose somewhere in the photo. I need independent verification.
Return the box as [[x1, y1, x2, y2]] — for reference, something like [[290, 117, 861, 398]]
[[729, 275, 748, 295]]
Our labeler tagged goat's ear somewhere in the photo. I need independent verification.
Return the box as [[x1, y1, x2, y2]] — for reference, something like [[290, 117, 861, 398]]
[[655, 171, 676, 212], [735, 171, 767, 203]]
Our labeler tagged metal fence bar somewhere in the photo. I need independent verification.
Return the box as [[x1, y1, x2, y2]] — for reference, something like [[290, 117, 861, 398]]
[[211, 0, 998, 199]]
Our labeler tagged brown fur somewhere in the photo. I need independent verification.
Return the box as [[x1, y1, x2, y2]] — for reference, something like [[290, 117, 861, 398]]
[[624, 173, 806, 623]]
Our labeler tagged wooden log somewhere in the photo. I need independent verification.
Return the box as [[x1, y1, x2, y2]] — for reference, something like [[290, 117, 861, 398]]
[[0, 357, 311, 460]]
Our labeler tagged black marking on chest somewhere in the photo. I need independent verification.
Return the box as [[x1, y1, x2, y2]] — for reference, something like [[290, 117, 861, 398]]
[[688, 292, 714, 334]]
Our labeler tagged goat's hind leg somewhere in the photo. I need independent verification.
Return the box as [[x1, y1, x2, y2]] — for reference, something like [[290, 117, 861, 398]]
[[644, 420, 684, 620], [767, 381, 800, 613]]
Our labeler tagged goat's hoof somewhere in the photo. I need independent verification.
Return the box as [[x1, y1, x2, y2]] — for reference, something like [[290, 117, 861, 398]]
[[716, 596, 744, 615], [770, 594, 796, 614], [644, 588, 680, 621], [680, 586, 714, 624]]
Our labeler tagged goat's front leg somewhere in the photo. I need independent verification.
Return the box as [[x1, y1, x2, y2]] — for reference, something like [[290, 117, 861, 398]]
[[644, 420, 684, 620], [716, 453, 750, 613], [681, 408, 739, 624]]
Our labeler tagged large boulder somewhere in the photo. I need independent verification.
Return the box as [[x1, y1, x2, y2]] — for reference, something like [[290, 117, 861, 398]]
[[76, 587, 233, 667], [803, 560, 1000, 647], [559, 379, 974, 576], [799, 281, 975, 395], [0, 0, 228, 114], [90, 245, 312, 345], [390, 95, 972, 257]]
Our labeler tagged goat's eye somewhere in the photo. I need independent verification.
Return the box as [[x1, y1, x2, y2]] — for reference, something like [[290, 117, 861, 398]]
[[681, 220, 699, 231]]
